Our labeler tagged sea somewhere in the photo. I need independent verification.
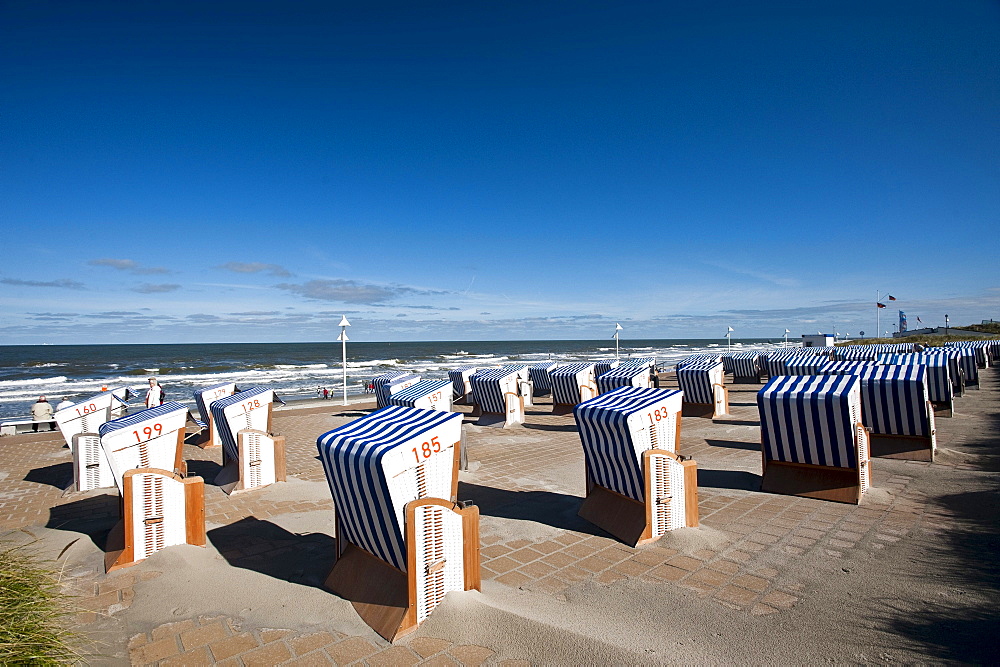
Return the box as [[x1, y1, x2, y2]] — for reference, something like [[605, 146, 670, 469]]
[[0, 339, 787, 419]]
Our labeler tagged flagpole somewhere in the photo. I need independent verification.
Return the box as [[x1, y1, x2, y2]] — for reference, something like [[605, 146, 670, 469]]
[[876, 289, 880, 342]]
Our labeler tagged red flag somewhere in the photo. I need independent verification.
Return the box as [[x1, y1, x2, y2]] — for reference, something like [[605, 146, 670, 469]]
[[877, 302, 887, 308], [888, 295, 896, 301]]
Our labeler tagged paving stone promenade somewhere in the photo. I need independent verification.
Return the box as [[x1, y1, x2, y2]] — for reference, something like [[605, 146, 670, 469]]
[[0, 369, 996, 665]]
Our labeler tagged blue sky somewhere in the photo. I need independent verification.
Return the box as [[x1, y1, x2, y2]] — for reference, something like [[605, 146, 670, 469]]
[[2, 1, 998, 344]]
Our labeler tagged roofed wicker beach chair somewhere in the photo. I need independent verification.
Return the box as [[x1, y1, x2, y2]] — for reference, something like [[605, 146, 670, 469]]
[[210, 386, 286, 495], [676, 353, 722, 369], [946, 341, 990, 369], [470, 367, 524, 427], [858, 365, 936, 461], [191, 381, 239, 448], [316, 407, 479, 642], [815, 360, 878, 376], [757, 375, 871, 504], [499, 364, 535, 407], [54, 388, 133, 492], [549, 362, 598, 415], [388, 378, 453, 412], [760, 349, 802, 378], [528, 361, 558, 397], [574, 387, 696, 546], [54, 387, 132, 450], [879, 353, 954, 417], [835, 345, 879, 361], [783, 355, 830, 376], [98, 402, 206, 571], [596, 364, 655, 394], [447, 366, 478, 405], [594, 359, 620, 378], [371, 372, 422, 408], [676, 361, 728, 418], [722, 351, 762, 383], [923, 347, 966, 396]]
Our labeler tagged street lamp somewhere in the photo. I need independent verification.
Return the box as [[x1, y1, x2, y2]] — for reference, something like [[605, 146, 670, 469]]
[[338, 315, 351, 405]]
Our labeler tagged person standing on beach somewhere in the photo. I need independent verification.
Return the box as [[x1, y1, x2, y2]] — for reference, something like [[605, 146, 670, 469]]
[[56, 397, 73, 411], [145, 378, 163, 408], [323, 387, 329, 400], [31, 396, 54, 431]]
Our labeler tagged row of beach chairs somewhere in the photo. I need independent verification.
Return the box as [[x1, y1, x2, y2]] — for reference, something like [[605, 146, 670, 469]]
[[43, 339, 992, 643]]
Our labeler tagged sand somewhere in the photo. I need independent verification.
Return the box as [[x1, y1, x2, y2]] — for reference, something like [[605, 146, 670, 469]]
[[1, 370, 997, 664]]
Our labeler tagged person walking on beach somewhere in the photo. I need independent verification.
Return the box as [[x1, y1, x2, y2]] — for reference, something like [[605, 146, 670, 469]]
[[31, 396, 54, 431], [323, 387, 329, 400], [145, 378, 163, 408]]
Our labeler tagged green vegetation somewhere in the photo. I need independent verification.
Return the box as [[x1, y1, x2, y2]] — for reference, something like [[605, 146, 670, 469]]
[[0, 543, 81, 664], [836, 322, 1000, 347]]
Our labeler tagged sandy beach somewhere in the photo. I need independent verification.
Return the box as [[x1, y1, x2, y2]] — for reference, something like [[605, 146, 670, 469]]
[[1, 369, 996, 665]]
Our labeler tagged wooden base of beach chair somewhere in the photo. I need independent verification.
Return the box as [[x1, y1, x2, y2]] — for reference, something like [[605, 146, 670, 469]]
[[932, 400, 953, 418], [105, 468, 206, 572], [324, 500, 481, 642], [215, 430, 287, 495], [552, 403, 575, 416], [869, 433, 935, 462], [579, 450, 698, 547], [760, 460, 866, 505], [681, 385, 728, 419]]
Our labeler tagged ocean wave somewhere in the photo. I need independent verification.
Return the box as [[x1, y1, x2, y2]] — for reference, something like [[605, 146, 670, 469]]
[[274, 363, 329, 370]]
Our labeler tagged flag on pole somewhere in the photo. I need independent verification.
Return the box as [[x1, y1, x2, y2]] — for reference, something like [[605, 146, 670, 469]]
[[899, 310, 907, 333], [877, 302, 887, 308], [727, 326, 734, 333], [917, 316, 922, 324], [888, 295, 896, 301], [784, 329, 790, 334]]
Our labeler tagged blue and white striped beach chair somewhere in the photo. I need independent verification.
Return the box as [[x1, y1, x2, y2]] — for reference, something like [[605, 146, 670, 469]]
[[371, 372, 422, 409], [761, 349, 803, 378], [677, 353, 722, 370], [878, 353, 954, 416], [470, 368, 523, 427], [835, 346, 879, 361], [550, 362, 598, 414], [596, 364, 654, 394], [528, 362, 558, 397], [594, 360, 620, 378], [98, 402, 206, 571], [722, 351, 761, 383], [316, 406, 479, 641], [757, 375, 871, 504], [676, 362, 728, 418], [573, 387, 696, 546], [816, 361, 877, 376], [53, 388, 134, 492], [388, 379, 453, 413], [210, 387, 286, 494], [447, 367, 478, 404], [858, 365, 936, 461], [497, 364, 535, 407], [783, 355, 830, 376], [191, 382, 239, 448]]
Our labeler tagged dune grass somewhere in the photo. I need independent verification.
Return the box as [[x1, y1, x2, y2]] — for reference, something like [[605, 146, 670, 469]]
[[0, 543, 81, 664]]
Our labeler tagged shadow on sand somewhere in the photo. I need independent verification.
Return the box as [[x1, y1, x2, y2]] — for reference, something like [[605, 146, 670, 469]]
[[458, 481, 603, 536], [208, 517, 336, 588]]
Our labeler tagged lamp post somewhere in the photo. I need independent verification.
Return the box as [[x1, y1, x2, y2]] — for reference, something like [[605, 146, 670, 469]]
[[613, 323, 622, 360], [945, 314, 949, 336], [338, 315, 351, 405]]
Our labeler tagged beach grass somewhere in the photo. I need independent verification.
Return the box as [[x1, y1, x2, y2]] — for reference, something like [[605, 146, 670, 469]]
[[0, 542, 82, 664]]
